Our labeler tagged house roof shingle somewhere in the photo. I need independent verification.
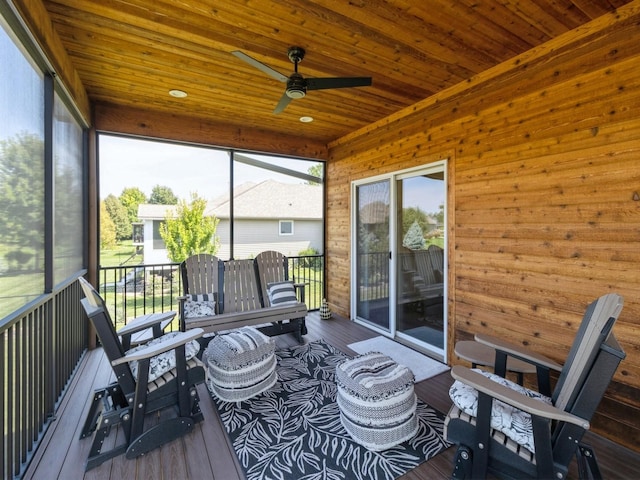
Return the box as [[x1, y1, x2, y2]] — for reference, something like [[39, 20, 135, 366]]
[[137, 180, 322, 220]]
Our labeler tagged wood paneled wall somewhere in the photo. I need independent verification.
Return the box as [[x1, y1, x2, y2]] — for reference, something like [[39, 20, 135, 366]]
[[326, 4, 640, 451]]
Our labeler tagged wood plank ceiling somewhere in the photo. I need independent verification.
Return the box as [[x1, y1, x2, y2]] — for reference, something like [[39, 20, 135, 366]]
[[40, 0, 631, 147]]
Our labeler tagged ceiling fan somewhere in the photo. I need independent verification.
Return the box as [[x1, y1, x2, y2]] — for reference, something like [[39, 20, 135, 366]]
[[231, 46, 372, 114]]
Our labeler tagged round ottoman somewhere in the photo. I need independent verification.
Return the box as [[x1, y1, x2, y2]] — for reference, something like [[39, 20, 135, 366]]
[[204, 326, 277, 402], [336, 351, 418, 451]]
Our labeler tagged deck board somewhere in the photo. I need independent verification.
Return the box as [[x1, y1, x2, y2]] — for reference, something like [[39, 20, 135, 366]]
[[24, 312, 640, 480]]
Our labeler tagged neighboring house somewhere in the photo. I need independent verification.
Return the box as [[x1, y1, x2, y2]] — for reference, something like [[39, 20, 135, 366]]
[[137, 180, 323, 263]]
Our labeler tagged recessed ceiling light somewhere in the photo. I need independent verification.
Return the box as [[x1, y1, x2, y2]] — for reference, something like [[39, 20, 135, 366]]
[[300, 116, 314, 123], [169, 89, 188, 98]]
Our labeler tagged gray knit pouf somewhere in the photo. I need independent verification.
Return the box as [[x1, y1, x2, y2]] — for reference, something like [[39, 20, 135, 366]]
[[204, 326, 277, 402], [336, 352, 418, 451]]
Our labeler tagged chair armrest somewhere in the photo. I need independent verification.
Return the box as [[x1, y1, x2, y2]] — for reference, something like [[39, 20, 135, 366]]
[[117, 311, 176, 336], [112, 328, 204, 365], [475, 333, 563, 372], [451, 365, 589, 428]]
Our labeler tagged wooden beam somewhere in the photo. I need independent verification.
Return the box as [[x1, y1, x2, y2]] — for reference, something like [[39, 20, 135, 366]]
[[93, 103, 328, 159]]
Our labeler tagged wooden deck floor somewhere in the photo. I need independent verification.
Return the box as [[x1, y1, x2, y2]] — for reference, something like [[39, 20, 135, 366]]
[[24, 312, 640, 479]]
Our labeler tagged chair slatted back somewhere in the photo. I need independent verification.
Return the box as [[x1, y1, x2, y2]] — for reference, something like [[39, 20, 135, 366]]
[[181, 254, 219, 296], [399, 246, 416, 272], [255, 250, 289, 307], [78, 277, 136, 394], [413, 249, 439, 285], [553, 293, 623, 411], [428, 245, 444, 272], [220, 259, 262, 313], [427, 245, 444, 283]]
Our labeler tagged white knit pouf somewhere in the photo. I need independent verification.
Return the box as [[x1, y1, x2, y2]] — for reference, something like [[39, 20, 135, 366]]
[[204, 326, 277, 402], [336, 352, 418, 451]]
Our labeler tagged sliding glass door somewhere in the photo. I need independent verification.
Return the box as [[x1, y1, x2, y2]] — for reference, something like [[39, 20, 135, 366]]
[[395, 169, 446, 354], [352, 162, 447, 359], [353, 179, 391, 332]]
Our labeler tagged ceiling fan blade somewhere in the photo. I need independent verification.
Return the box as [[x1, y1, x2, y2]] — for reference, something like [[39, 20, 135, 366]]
[[231, 50, 288, 83], [306, 77, 372, 90], [273, 92, 293, 114]]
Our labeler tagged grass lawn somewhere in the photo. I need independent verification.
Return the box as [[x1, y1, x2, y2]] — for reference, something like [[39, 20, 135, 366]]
[[100, 241, 142, 267], [0, 243, 42, 319], [426, 237, 445, 249], [0, 272, 42, 320]]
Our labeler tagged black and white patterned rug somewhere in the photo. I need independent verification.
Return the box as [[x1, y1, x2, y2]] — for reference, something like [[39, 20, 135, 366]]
[[211, 339, 451, 480]]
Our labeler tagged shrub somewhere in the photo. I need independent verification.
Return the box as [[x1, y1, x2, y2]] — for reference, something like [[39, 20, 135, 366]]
[[298, 247, 321, 269]]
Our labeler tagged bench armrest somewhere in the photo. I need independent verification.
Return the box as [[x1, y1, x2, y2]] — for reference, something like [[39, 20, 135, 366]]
[[293, 282, 308, 303]]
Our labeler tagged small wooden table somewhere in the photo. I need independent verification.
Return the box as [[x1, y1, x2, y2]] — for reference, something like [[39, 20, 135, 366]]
[[454, 340, 537, 385]]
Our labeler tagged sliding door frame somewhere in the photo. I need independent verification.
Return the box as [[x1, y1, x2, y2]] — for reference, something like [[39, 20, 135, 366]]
[[351, 160, 448, 362]]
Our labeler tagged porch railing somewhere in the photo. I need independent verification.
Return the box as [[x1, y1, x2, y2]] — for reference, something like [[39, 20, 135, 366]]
[[357, 251, 390, 301], [98, 262, 181, 331], [98, 254, 325, 331], [1, 276, 87, 479]]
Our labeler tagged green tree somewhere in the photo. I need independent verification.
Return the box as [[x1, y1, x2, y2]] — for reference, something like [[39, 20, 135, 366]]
[[403, 220, 425, 250], [402, 207, 430, 237], [358, 224, 373, 250], [104, 194, 131, 241], [160, 194, 219, 263], [306, 163, 323, 185], [119, 187, 147, 224], [100, 201, 117, 249], [434, 202, 445, 227], [0, 132, 45, 268], [149, 184, 178, 205], [54, 160, 82, 250]]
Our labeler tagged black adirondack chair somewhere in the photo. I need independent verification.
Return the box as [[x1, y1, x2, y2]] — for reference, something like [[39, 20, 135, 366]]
[[445, 293, 625, 479], [78, 277, 205, 471]]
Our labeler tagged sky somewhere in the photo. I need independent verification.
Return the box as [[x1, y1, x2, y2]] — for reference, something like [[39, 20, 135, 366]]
[[99, 134, 315, 202], [99, 135, 229, 200], [358, 174, 445, 217], [402, 176, 445, 215]]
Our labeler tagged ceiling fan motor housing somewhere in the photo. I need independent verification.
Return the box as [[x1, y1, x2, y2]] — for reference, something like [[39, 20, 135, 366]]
[[286, 73, 307, 98], [232, 45, 371, 113]]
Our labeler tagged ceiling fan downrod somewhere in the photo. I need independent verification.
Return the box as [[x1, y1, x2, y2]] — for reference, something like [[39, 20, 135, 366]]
[[286, 47, 306, 98]]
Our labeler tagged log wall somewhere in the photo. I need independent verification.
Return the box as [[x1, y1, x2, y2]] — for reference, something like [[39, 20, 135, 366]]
[[326, 4, 640, 450]]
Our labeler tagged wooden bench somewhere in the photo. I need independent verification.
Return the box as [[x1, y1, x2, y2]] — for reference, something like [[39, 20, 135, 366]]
[[179, 253, 308, 342]]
